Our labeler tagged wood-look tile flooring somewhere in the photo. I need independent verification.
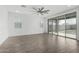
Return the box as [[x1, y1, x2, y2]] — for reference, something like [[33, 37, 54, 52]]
[[0, 33, 79, 53]]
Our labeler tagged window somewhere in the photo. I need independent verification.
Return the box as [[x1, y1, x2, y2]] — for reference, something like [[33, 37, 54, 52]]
[[58, 19, 65, 36], [48, 12, 77, 39], [66, 18, 76, 39]]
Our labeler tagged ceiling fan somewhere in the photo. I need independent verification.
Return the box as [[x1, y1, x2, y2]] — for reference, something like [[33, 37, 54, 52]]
[[32, 7, 50, 15]]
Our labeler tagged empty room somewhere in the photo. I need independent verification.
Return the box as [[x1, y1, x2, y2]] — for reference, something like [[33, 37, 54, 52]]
[[0, 5, 79, 53]]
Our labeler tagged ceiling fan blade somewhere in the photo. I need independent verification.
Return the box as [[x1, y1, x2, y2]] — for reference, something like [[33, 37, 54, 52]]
[[46, 10, 50, 11], [32, 7, 37, 11], [38, 8, 41, 11], [43, 10, 50, 12], [41, 7, 44, 10]]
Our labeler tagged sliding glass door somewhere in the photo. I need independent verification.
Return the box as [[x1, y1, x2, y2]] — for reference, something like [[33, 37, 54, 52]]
[[58, 19, 65, 36], [52, 20, 57, 35], [48, 12, 77, 40], [65, 17, 76, 39], [48, 19, 53, 34]]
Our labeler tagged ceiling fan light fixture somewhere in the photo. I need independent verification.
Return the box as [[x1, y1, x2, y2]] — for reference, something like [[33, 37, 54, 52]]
[[32, 7, 50, 15]]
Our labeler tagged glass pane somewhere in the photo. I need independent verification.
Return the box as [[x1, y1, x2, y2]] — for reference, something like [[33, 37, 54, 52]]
[[53, 20, 57, 35], [58, 19, 65, 36], [66, 18, 76, 39], [48, 20, 53, 34]]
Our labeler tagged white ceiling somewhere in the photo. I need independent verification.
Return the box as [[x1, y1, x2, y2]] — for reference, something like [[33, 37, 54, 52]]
[[5, 5, 79, 17]]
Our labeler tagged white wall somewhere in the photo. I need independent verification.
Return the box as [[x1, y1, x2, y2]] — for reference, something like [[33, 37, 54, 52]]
[[8, 12, 45, 37], [0, 5, 47, 44], [0, 6, 8, 44]]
